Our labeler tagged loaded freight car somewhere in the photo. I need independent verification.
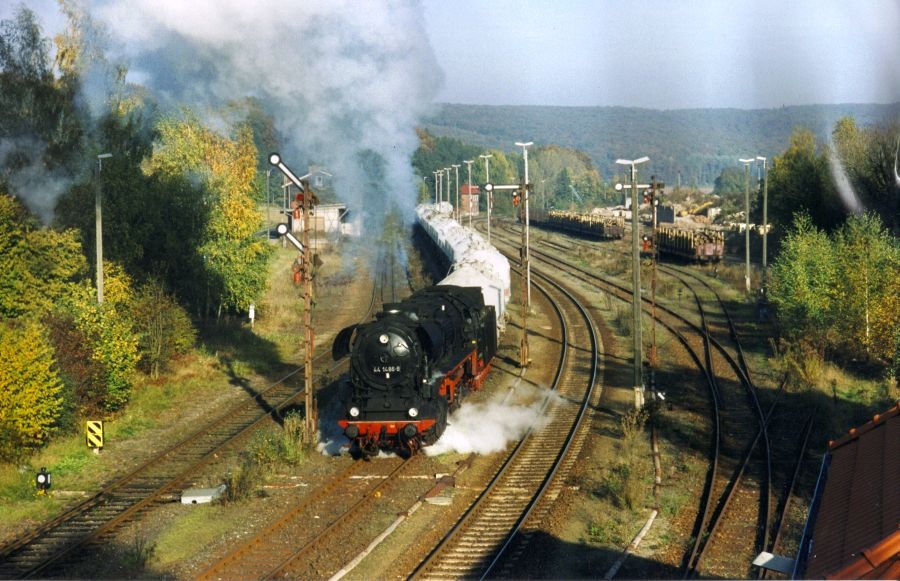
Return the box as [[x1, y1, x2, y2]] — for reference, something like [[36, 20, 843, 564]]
[[527, 208, 625, 240], [656, 226, 725, 262]]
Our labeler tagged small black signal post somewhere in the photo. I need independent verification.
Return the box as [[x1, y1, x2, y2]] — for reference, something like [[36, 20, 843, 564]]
[[35, 467, 51, 495]]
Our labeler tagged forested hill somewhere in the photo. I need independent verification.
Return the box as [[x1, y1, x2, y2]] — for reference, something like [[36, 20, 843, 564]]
[[421, 102, 900, 185]]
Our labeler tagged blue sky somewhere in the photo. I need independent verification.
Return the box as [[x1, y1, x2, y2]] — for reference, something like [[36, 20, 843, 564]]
[[422, 0, 900, 109]]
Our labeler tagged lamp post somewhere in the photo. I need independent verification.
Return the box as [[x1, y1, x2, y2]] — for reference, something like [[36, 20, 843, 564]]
[[452, 164, 461, 221], [480, 153, 493, 243], [516, 141, 533, 308], [740, 157, 755, 294], [444, 168, 451, 208], [756, 156, 769, 284], [95, 153, 112, 304], [464, 159, 474, 227], [433, 171, 439, 204], [615, 156, 649, 406], [516, 141, 533, 368]]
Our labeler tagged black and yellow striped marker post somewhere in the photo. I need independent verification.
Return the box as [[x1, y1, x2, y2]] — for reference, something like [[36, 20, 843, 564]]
[[86, 420, 104, 451]]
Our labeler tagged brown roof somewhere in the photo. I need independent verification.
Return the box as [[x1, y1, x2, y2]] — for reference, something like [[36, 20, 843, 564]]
[[805, 402, 900, 579]]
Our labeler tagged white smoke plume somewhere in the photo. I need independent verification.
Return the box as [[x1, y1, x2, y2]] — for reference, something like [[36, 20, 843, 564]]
[[0, 137, 71, 223], [94, 0, 443, 228], [425, 384, 564, 457]]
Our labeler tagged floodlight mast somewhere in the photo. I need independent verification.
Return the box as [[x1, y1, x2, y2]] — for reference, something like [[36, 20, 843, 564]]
[[756, 156, 769, 282], [95, 153, 113, 304], [740, 157, 756, 294], [615, 156, 649, 407]]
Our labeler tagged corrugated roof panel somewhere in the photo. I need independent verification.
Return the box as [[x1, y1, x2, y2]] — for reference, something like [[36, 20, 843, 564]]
[[806, 404, 900, 579]]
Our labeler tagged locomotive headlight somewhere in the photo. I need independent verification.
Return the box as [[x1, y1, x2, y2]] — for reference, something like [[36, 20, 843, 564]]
[[379, 334, 389, 344], [408, 407, 419, 418], [349, 406, 361, 418]]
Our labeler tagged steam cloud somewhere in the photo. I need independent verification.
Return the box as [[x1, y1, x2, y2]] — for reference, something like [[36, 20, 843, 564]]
[[0, 137, 70, 223], [315, 382, 561, 458], [95, 0, 443, 231], [424, 385, 561, 457]]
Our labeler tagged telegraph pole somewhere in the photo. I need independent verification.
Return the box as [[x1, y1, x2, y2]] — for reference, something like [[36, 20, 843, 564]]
[[517, 181, 531, 368], [649, 175, 664, 367], [301, 178, 316, 440], [95, 153, 112, 303], [740, 158, 755, 294], [480, 153, 493, 243], [485, 180, 531, 367]]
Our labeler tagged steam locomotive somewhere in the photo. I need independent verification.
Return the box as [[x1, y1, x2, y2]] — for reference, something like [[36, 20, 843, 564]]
[[333, 203, 510, 456]]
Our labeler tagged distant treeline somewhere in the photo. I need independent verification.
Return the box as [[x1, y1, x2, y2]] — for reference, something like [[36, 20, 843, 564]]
[[423, 102, 900, 186]]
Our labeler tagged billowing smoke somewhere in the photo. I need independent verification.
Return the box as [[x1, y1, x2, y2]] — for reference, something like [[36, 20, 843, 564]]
[[315, 381, 564, 458], [425, 384, 564, 457], [0, 137, 70, 223], [95, 0, 443, 230]]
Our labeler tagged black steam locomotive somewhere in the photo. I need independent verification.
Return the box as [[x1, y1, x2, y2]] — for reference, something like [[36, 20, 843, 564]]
[[332, 285, 498, 456]]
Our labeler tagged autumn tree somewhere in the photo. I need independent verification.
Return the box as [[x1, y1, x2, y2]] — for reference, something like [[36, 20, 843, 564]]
[[530, 145, 605, 210], [132, 279, 196, 379], [0, 193, 87, 319], [831, 116, 900, 234], [768, 212, 838, 355], [766, 128, 844, 237], [770, 211, 900, 375], [0, 6, 82, 174], [831, 212, 900, 363], [0, 318, 64, 463], [144, 110, 271, 317]]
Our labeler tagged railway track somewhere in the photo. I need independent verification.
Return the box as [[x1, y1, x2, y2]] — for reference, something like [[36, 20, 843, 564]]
[[536, 229, 771, 576], [0, 243, 399, 580], [196, 455, 423, 580], [503, 219, 818, 578], [410, 241, 601, 579], [0, 374, 313, 579]]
